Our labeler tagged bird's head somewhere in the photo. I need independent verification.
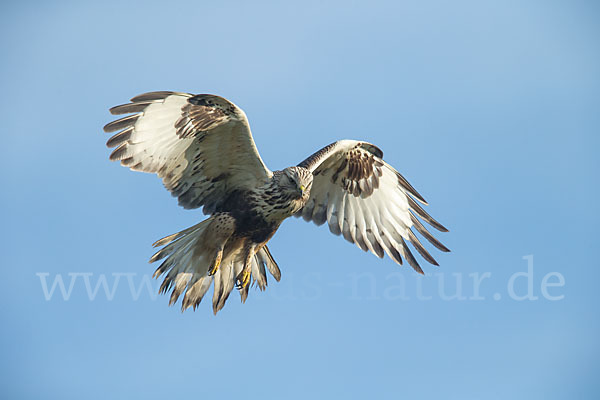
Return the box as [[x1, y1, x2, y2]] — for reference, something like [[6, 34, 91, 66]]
[[281, 166, 313, 201]]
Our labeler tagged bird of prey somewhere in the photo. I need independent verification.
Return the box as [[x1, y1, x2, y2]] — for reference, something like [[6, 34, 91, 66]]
[[103, 91, 449, 314]]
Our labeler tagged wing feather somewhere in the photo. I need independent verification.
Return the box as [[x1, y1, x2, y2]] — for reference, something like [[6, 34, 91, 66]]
[[297, 140, 449, 273], [103, 91, 272, 212]]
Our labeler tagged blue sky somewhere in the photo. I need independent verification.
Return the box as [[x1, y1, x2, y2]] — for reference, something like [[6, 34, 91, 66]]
[[1, 1, 599, 399]]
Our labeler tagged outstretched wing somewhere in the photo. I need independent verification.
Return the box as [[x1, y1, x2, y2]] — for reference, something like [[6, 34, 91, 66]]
[[103, 91, 272, 213], [297, 140, 449, 273]]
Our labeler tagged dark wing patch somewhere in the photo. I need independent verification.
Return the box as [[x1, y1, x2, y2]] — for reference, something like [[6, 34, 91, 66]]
[[336, 146, 384, 197], [176, 95, 239, 138]]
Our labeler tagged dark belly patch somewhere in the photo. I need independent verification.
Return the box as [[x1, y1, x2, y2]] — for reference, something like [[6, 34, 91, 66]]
[[233, 211, 278, 244], [216, 189, 279, 244]]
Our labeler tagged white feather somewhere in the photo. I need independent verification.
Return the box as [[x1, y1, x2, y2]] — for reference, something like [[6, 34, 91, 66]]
[[297, 140, 447, 270]]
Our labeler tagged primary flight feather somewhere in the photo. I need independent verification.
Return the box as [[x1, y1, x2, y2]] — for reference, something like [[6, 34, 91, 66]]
[[103, 91, 449, 314]]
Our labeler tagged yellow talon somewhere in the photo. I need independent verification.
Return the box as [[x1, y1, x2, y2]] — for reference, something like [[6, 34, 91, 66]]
[[208, 252, 222, 276], [236, 268, 252, 290]]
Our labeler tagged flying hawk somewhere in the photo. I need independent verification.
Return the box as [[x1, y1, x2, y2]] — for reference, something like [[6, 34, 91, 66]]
[[103, 91, 449, 314]]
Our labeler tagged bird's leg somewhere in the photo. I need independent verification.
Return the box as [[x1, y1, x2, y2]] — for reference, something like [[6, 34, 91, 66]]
[[205, 212, 235, 276], [207, 247, 224, 276], [235, 243, 256, 290]]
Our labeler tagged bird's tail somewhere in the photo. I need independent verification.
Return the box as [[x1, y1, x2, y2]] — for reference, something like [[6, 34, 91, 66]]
[[149, 214, 281, 314]]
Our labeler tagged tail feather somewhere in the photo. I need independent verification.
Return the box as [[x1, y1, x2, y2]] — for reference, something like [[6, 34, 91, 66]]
[[251, 254, 268, 291], [151, 223, 198, 248], [232, 261, 249, 304], [258, 246, 281, 282], [150, 220, 208, 270], [169, 272, 192, 306], [150, 215, 282, 314], [181, 276, 213, 311], [212, 265, 225, 309], [212, 262, 235, 314]]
